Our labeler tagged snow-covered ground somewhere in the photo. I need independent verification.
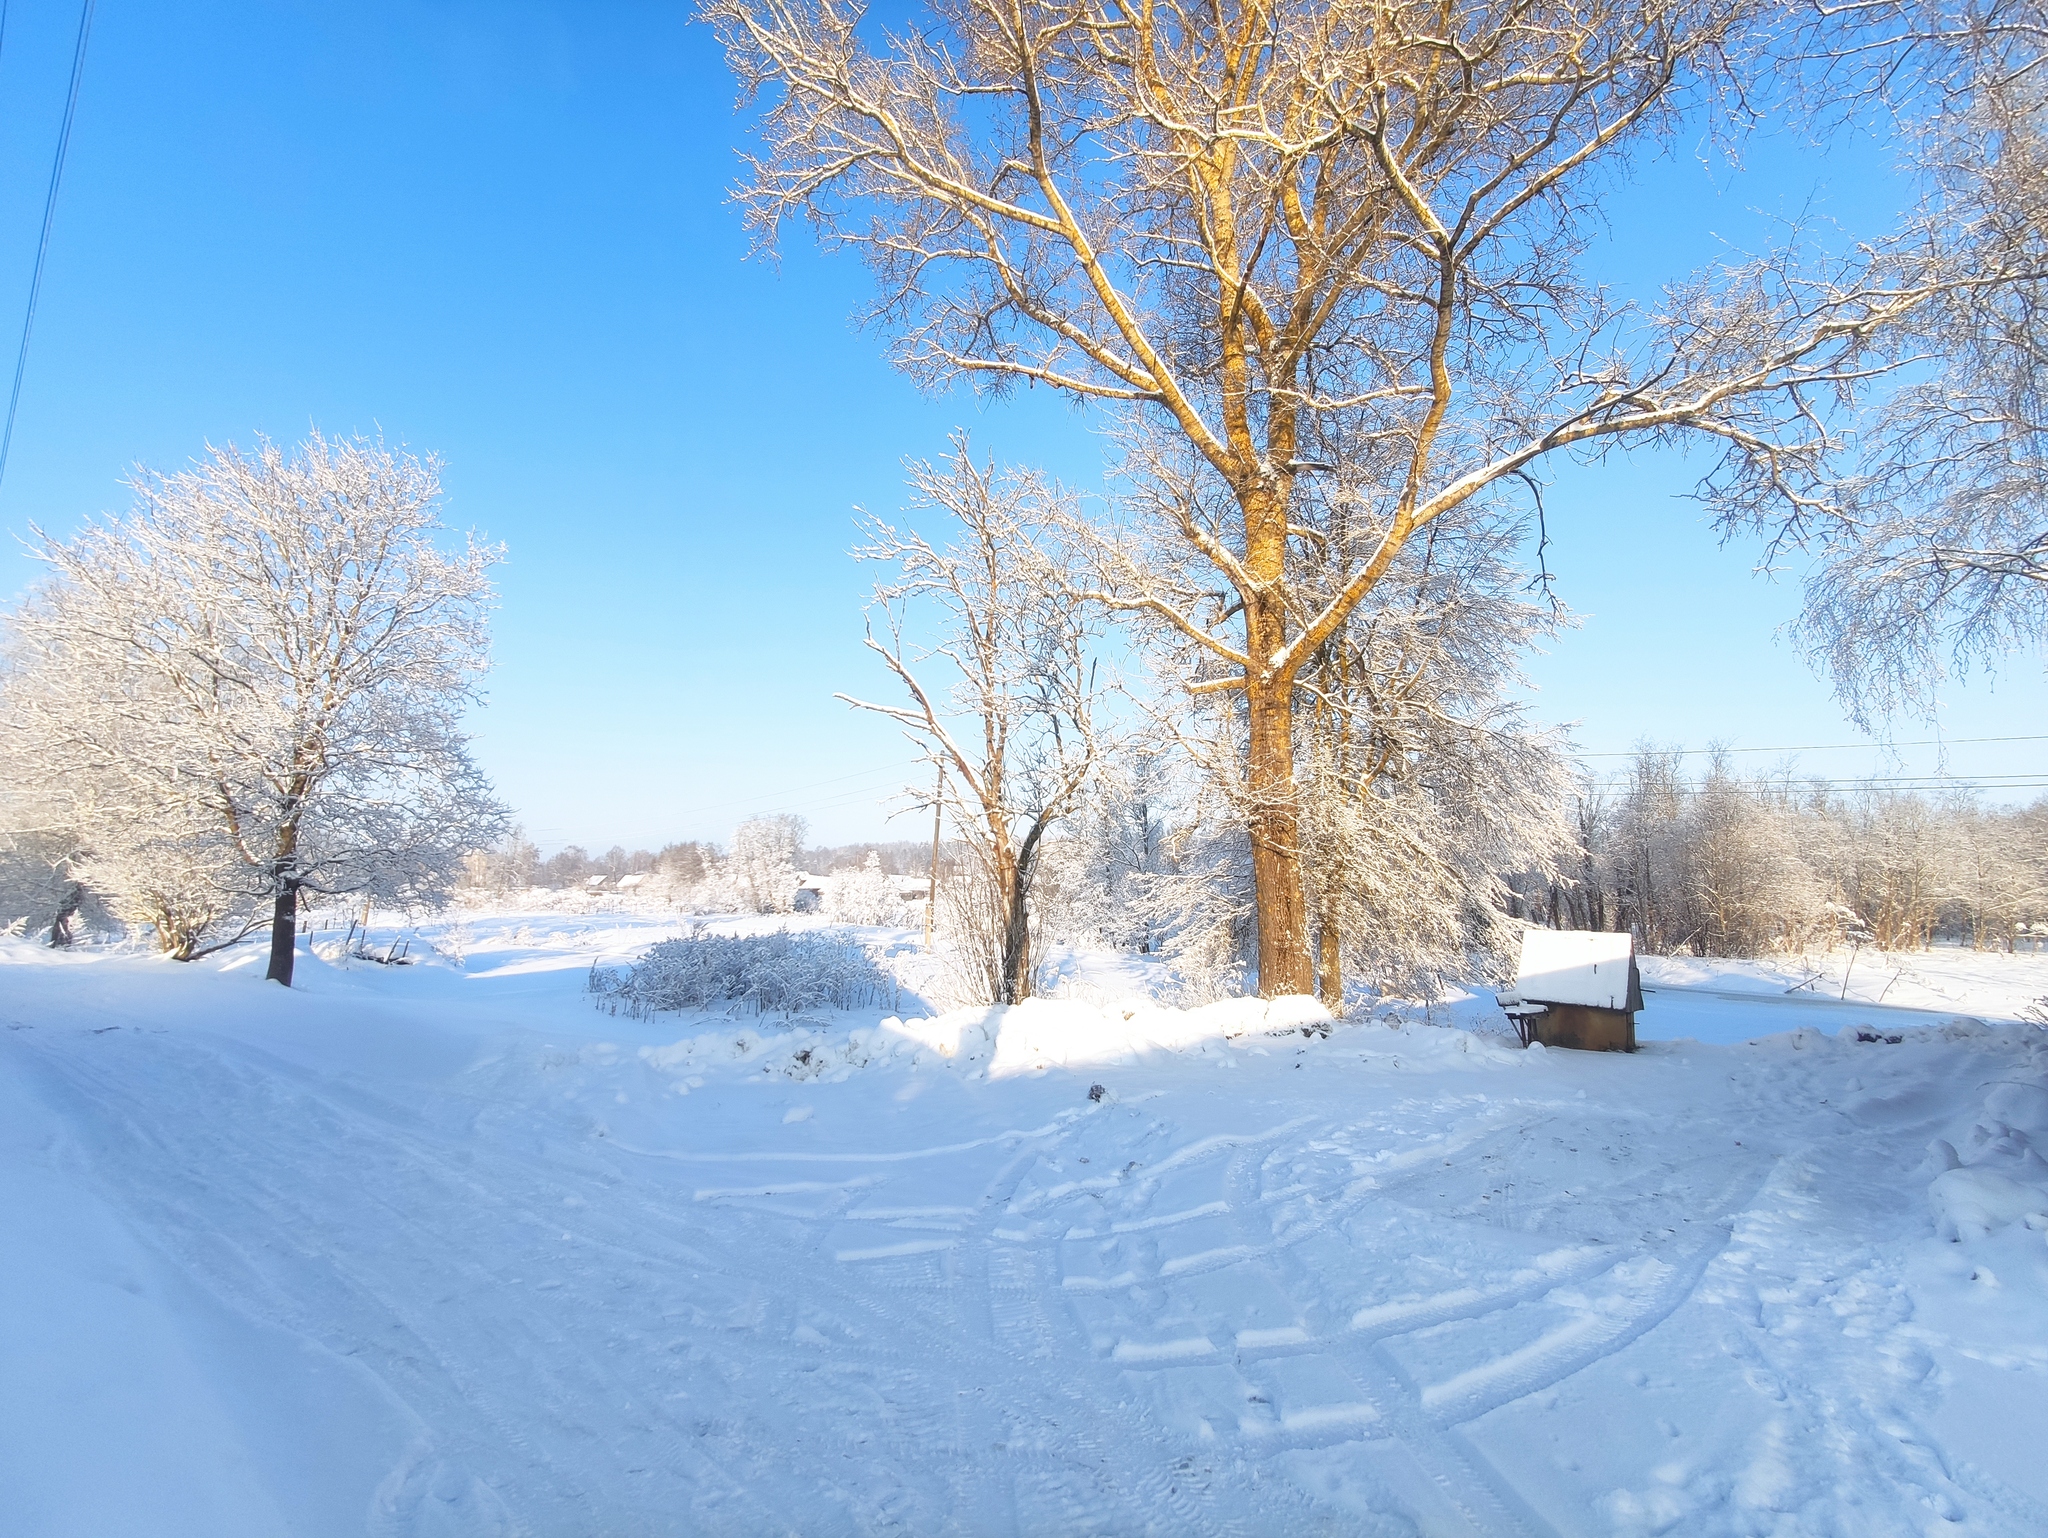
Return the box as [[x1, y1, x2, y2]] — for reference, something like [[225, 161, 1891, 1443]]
[[5, 913, 2047, 1536]]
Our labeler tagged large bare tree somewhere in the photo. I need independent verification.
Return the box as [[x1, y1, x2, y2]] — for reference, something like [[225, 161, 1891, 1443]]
[[707, 0, 1928, 992]]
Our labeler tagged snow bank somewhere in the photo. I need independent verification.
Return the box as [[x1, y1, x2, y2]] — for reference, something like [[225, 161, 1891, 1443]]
[[1641, 946, 2048, 1021], [628, 991, 1547, 1094], [986, 994, 1334, 1075], [1925, 1036, 2048, 1241], [640, 993, 1347, 1087]]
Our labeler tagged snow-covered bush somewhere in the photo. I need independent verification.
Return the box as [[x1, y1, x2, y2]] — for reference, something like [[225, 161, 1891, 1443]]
[[589, 928, 896, 1018]]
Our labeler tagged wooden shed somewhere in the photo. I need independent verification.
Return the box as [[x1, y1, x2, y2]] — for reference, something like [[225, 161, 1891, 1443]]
[[1498, 929, 1643, 1052]]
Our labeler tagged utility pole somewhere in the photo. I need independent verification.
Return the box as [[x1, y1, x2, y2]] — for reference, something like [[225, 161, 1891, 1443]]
[[924, 765, 944, 951]]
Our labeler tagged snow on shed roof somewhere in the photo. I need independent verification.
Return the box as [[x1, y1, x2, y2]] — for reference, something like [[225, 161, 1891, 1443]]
[[1515, 929, 1639, 1011]]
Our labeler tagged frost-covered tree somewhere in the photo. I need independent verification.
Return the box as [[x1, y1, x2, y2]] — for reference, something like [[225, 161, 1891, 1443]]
[[827, 851, 906, 926], [842, 443, 1104, 1004], [1123, 499, 1573, 1003], [0, 432, 508, 983], [1604, 747, 1690, 952], [1043, 743, 1176, 956], [1680, 755, 1830, 956], [1943, 796, 2045, 949], [1551, 747, 2048, 957], [461, 825, 541, 894], [729, 814, 806, 914], [0, 793, 103, 945], [705, 0, 1937, 994], [1752, 5, 2048, 719]]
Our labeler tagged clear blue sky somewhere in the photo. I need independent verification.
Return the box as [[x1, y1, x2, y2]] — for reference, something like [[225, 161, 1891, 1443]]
[[0, 1, 2037, 852]]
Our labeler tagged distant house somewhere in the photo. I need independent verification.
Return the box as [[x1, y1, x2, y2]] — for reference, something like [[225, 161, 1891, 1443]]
[[616, 873, 650, 892], [1498, 929, 1643, 1052], [791, 873, 829, 914]]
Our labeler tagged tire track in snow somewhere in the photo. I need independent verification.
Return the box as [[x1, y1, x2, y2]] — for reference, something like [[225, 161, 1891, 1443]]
[[1406, 1227, 1734, 1426], [9, 1030, 827, 1533]]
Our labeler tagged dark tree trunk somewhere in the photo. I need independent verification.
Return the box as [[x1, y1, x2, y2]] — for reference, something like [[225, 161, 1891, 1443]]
[[265, 880, 300, 986], [998, 822, 1052, 1005], [999, 880, 1032, 1005], [48, 884, 82, 947]]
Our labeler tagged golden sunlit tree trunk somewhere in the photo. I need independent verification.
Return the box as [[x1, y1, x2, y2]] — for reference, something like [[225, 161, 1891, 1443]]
[[705, 0, 1935, 992]]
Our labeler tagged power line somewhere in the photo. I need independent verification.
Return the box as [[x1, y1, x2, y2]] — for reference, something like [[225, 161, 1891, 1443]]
[[648, 759, 913, 823], [1573, 734, 2048, 759], [0, 0, 96, 492], [1580, 771, 2048, 793]]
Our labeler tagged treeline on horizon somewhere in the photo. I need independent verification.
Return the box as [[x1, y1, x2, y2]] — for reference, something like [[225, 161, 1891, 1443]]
[[465, 835, 938, 891], [1510, 749, 2047, 958]]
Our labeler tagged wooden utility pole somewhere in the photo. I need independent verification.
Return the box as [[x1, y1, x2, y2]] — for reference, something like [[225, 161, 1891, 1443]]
[[924, 766, 943, 950]]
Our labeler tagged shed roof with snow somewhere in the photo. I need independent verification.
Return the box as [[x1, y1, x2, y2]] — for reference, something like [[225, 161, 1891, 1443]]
[[1514, 929, 1644, 1013]]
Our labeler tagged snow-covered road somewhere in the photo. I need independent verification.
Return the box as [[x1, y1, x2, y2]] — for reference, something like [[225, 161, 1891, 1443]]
[[4, 922, 2047, 1536]]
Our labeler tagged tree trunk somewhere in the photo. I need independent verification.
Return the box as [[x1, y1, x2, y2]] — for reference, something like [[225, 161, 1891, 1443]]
[[48, 884, 82, 947], [265, 878, 299, 986], [999, 826, 1050, 1006], [265, 813, 306, 987], [1245, 682, 1314, 997], [999, 878, 1032, 1005], [1315, 901, 1343, 1010]]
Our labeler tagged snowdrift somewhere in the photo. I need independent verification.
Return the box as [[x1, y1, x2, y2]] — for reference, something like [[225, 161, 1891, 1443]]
[[635, 991, 1534, 1089]]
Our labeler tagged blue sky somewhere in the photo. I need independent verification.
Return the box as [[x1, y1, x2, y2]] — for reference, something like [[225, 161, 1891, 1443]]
[[0, 1, 2037, 852]]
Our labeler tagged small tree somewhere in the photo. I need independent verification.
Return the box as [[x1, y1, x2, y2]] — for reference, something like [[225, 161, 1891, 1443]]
[[841, 442, 1104, 1004], [0, 432, 507, 984], [729, 814, 807, 913], [461, 825, 541, 895], [828, 850, 906, 926]]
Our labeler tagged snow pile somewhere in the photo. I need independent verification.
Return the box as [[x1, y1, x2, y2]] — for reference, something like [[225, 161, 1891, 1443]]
[[632, 991, 1534, 1092], [588, 928, 898, 1018], [985, 993, 1331, 1074], [1927, 1037, 2048, 1241]]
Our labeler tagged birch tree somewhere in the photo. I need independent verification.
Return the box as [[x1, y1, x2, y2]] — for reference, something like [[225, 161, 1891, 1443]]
[[0, 433, 507, 983], [705, 0, 1930, 992], [841, 443, 1102, 1004]]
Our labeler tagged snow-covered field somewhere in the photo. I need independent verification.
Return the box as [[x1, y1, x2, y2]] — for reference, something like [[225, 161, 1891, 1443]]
[[5, 914, 2047, 1537]]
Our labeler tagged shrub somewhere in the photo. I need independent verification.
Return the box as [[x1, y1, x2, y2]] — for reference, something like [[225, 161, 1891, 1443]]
[[589, 928, 896, 1018]]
